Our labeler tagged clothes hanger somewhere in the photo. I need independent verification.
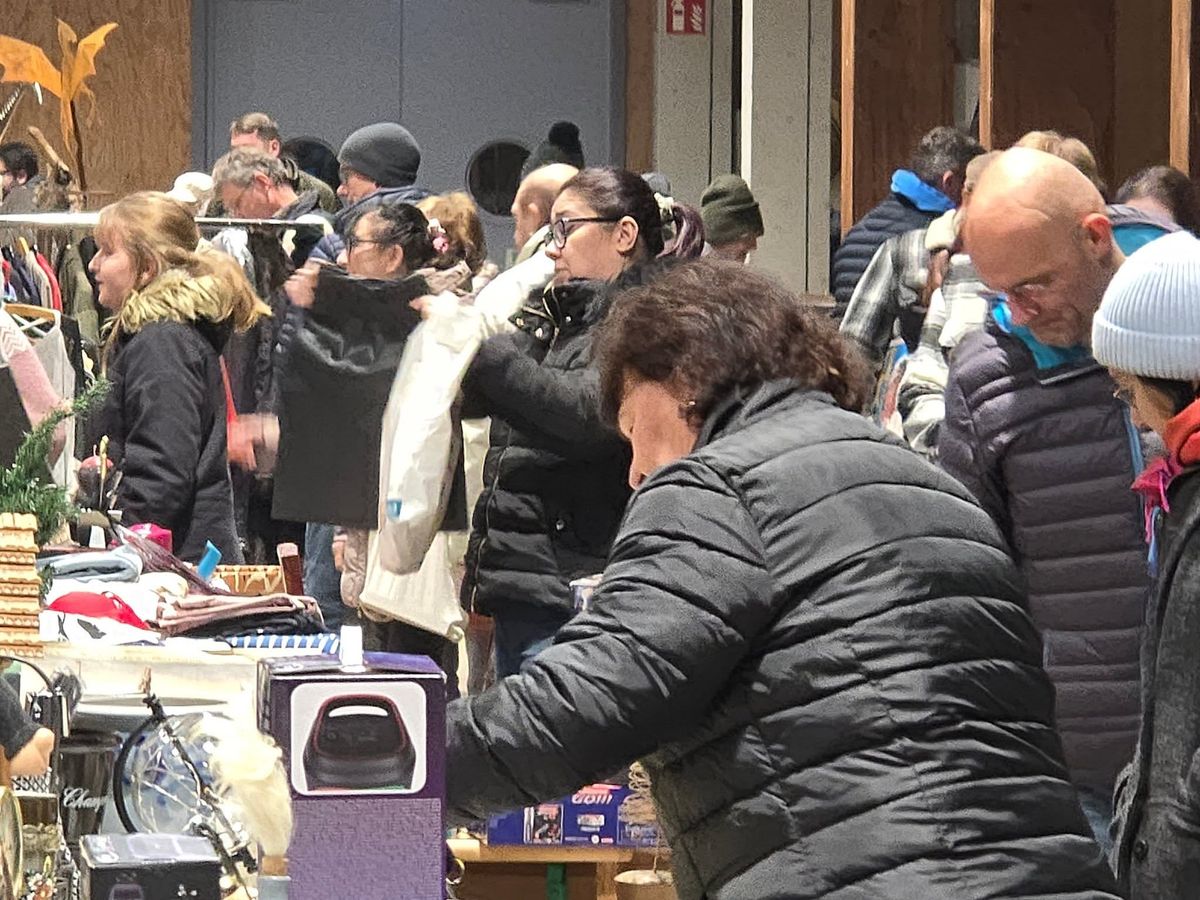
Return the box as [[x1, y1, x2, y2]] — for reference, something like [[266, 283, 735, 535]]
[[1, 302, 59, 338]]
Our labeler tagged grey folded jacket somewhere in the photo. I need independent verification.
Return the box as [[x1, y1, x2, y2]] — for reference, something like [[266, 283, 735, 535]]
[[36, 546, 143, 583]]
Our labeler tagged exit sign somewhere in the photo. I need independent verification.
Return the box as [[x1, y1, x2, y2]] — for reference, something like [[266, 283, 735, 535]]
[[667, 0, 706, 35]]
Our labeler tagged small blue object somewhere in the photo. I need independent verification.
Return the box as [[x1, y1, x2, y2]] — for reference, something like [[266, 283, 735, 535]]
[[196, 541, 222, 580], [386, 499, 403, 521]]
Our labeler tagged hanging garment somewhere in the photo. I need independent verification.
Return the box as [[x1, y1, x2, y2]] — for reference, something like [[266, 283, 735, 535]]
[[0, 368, 30, 469], [56, 243, 99, 344], [0, 307, 63, 466], [1, 260, 14, 300], [28, 318, 75, 486], [272, 267, 425, 527], [23, 248, 52, 308], [33, 250, 62, 313], [2, 249, 37, 303]]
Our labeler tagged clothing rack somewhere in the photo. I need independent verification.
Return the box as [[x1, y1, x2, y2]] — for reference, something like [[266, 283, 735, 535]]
[[0, 213, 326, 230]]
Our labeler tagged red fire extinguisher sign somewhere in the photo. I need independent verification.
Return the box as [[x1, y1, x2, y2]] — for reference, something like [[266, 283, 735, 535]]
[[667, 0, 706, 35]]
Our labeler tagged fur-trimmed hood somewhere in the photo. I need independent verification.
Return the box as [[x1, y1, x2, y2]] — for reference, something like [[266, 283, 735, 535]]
[[108, 269, 237, 358]]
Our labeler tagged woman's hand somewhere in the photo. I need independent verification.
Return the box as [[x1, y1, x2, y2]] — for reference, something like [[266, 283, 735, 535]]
[[10, 727, 54, 777], [285, 262, 322, 309], [410, 295, 435, 319], [228, 414, 280, 472]]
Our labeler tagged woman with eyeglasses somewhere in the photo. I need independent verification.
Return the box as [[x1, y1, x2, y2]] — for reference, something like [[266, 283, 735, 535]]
[[461, 166, 704, 677], [1093, 230, 1200, 898]]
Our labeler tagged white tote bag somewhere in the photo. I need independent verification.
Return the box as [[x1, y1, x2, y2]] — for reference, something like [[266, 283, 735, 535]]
[[376, 294, 481, 574]]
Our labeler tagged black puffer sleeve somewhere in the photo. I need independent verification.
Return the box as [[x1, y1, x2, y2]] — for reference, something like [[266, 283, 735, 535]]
[[463, 331, 623, 461], [445, 457, 774, 822]]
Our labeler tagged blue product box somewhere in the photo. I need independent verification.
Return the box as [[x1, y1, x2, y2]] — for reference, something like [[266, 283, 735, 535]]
[[486, 783, 660, 848]]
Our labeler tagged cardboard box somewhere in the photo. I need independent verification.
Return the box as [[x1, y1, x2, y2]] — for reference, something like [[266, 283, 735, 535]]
[[79, 833, 222, 900], [486, 783, 661, 848], [257, 653, 446, 900]]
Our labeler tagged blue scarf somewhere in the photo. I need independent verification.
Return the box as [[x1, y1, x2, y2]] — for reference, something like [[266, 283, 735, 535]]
[[990, 300, 1092, 370], [890, 169, 955, 213]]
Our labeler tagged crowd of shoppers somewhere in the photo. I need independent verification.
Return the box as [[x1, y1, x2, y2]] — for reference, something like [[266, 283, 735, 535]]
[[13, 104, 1200, 898]]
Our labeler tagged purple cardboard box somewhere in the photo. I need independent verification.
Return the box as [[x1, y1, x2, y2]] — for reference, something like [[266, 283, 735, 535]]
[[486, 784, 660, 849], [257, 653, 446, 900]]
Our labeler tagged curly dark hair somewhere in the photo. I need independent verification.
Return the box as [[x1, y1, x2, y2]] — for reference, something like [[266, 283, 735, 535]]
[[595, 259, 871, 428]]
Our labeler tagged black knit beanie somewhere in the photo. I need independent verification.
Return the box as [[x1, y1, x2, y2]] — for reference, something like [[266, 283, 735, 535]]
[[521, 121, 585, 178], [338, 122, 421, 187]]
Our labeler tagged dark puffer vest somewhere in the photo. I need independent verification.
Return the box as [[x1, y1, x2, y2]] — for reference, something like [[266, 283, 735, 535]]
[[941, 321, 1149, 791], [448, 382, 1119, 900]]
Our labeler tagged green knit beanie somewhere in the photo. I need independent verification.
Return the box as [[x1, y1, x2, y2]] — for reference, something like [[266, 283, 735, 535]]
[[700, 175, 764, 246]]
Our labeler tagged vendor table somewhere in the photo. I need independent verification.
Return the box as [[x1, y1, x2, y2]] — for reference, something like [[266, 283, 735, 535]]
[[449, 838, 647, 900]]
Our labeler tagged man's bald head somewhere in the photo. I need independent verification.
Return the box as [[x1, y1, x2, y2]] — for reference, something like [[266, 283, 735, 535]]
[[963, 148, 1120, 348], [512, 163, 580, 250]]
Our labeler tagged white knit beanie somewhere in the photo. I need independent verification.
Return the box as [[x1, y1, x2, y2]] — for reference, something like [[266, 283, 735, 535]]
[[1093, 230, 1200, 379]]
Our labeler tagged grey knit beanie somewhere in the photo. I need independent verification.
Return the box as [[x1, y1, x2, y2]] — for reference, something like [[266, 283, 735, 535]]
[[701, 175, 764, 246], [1093, 230, 1200, 379], [338, 122, 421, 187]]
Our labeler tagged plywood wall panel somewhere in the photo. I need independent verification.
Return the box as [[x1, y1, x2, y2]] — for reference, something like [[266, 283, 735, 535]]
[[1112, 0, 1171, 186], [984, 0, 1117, 189], [841, 0, 956, 229], [3, 0, 191, 206]]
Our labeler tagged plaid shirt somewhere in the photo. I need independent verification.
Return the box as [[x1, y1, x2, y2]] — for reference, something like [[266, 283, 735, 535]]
[[838, 227, 931, 366]]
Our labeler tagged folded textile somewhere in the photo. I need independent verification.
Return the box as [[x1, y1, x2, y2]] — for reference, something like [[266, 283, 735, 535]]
[[36, 546, 143, 583], [153, 592, 324, 636], [178, 609, 326, 640], [40, 610, 160, 646], [225, 632, 339, 653], [44, 575, 184, 624]]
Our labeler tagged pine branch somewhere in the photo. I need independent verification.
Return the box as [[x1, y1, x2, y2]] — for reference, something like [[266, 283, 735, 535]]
[[0, 379, 109, 544]]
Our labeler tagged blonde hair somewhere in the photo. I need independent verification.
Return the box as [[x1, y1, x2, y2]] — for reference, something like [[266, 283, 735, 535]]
[[1014, 130, 1106, 196], [416, 191, 487, 274], [98, 192, 265, 325]]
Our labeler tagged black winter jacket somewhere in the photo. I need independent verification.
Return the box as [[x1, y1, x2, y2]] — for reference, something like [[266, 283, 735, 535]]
[[90, 273, 243, 563], [448, 381, 1119, 900], [941, 322, 1148, 791], [830, 193, 939, 317], [1113, 467, 1200, 897], [461, 278, 631, 617]]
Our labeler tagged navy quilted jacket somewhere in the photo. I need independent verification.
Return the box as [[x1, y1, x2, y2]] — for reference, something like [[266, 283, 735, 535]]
[[941, 323, 1149, 792]]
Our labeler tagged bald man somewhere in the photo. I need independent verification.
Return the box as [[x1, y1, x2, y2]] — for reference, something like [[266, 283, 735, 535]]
[[940, 148, 1172, 855], [511, 163, 579, 258]]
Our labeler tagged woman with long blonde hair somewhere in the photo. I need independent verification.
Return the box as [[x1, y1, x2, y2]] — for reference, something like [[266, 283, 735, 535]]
[[88, 191, 266, 562]]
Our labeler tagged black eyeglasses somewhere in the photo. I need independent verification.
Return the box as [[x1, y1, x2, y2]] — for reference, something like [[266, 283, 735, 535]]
[[346, 234, 391, 251], [551, 216, 620, 249]]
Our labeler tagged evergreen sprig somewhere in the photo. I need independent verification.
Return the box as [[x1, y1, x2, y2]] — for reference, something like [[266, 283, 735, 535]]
[[0, 378, 109, 544]]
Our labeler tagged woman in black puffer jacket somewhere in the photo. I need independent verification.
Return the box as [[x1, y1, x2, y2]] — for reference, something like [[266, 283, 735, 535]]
[[461, 167, 703, 677], [448, 260, 1120, 900]]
